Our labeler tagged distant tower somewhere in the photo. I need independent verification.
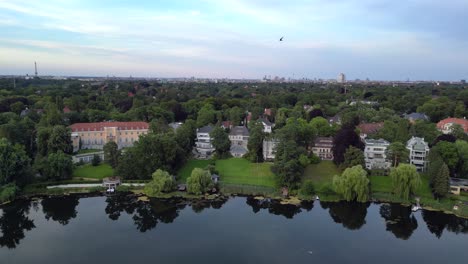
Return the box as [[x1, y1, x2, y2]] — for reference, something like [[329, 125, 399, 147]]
[[34, 61, 38, 77], [337, 73, 346, 83]]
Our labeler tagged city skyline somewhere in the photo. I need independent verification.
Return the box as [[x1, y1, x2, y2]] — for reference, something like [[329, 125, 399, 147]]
[[1, 0, 468, 81]]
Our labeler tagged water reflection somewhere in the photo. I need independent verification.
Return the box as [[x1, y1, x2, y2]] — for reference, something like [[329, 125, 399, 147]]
[[379, 203, 418, 240], [41, 196, 79, 225], [245, 197, 313, 219], [0, 200, 35, 249], [422, 210, 468, 238], [321, 201, 369, 230], [190, 197, 228, 213]]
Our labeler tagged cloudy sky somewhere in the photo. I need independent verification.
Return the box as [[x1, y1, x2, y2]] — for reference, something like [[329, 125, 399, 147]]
[[0, 0, 467, 80]]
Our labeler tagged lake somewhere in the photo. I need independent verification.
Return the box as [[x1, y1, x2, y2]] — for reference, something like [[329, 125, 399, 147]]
[[0, 195, 467, 264]]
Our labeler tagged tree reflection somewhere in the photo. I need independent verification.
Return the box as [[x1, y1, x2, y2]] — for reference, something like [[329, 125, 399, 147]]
[[321, 201, 369, 230], [422, 210, 468, 238], [245, 197, 310, 219], [379, 203, 418, 240], [104, 195, 189, 232], [190, 197, 228, 214], [41, 196, 79, 225], [0, 200, 35, 249]]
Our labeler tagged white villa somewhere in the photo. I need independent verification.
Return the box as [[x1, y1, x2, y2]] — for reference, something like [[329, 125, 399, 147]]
[[195, 125, 215, 157], [364, 138, 390, 170], [406, 137, 430, 172]]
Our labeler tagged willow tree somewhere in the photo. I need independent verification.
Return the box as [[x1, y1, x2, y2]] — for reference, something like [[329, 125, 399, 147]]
[[389, 164, 421, 200], [333, 165, 370, 203]]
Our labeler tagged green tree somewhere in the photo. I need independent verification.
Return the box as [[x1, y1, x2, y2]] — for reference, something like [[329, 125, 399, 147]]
[[0, 138, 31, 186], [386, 142, 409, 167], [103, 141, 120, 168], [91, 154, 101, 166], [332, 165, 370, 202], [44, 151, 73, 180], [411, 121, 440, 144], [454, 101, 466, 118], [246, 122, 264, 162], [228, 106, 245, 126], [309, 116, 335, 137], [144, 169, 176, 196], [433, 163, 450, 198], [9, 101, 24, 115], [389, 164, 421, 200], [186, 168, 213, 195], [272, 139, 305, 188], [455, 140, 468, 178], [47, 125, 73, 154], [450, 124, 467, 141], [341, 146, 365, 169], [433, 141, 459, 173], [196, 104, 217, 127], [210, 126, 231, 158], [299, 181, 315, 196]]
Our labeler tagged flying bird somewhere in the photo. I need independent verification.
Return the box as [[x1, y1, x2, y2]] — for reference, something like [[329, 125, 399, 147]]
[[279, 36, 284, 41]]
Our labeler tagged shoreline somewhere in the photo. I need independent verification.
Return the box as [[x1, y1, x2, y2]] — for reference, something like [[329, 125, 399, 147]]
[[11, 186, 468, 219]]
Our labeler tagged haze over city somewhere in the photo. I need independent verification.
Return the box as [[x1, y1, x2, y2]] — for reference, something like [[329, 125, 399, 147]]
[[0, 0, 467, 80]]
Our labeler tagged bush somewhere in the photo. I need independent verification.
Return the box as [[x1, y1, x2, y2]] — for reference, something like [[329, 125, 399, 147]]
[[0, 183, 18, 203], [310, 154, 321, 164], [300, 181, 315, 196], [299, 154, 311, 167], [92, 154, 101, 166], [116, 185, 131, 192], [187, 168, 213, 195], [144, 169, 176, 196]]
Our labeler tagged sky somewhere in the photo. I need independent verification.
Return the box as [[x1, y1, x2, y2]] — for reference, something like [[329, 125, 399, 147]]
[[0, 0, 467, 81]]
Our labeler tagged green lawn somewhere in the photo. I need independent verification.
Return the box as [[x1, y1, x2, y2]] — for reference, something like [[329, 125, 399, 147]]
[[303, 161, 341, 188], [369, 175, 392, 193], [177, 158, 276, 188], [216, 158, 276, 187], [73, 164, 114, 179], [177, 160, 211, 182]]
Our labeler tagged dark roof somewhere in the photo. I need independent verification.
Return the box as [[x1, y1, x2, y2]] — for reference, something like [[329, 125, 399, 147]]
[[198, 125, 213, 133], [450, 178, 468, 187], [230, 145, 248, 154], [314, 137, 333, 148], [258, 118, 273, 126], [404, 112, 429, 121], [229, 126, 249, 136]]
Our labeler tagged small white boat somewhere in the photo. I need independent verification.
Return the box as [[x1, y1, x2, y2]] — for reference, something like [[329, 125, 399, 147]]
[[315, 195, 320, 200], [411, 205, 421, 212]]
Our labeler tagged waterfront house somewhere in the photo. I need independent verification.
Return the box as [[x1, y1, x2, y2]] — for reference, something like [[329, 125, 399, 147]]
[[364, 138, 390, 170], [229, 126, 249, 157], [196, 125, 215, 157], [449, 178, 468, 195], [70, 121, 149, 152], [263, 138, 279, 160], [406, 137, 429, 172], [312, 137, 334, 160]]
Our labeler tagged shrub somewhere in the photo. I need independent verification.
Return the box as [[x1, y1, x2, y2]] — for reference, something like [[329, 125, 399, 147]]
[[92, 154, 101, 166], [0, 183, 18, 203], [300, 181, 315, 196]]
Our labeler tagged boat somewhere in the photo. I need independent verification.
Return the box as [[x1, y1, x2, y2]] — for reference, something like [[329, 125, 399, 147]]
[[411, 205, 421, 212], [315, 195, 320, 200]]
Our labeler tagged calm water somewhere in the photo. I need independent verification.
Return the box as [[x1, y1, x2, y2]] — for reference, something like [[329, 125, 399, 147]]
[[0, 195, 467, 264]]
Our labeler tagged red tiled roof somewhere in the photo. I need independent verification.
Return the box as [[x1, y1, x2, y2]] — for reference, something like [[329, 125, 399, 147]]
[[63, 106, 71, 113], [437, 118, 468, 133], [70, 121, 149, 132], [357, 122, 384, 135]]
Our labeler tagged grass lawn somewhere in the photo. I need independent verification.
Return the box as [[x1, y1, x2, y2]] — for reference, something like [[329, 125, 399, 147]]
[[369, 175, 392, 193], [216, 158, 276, 187], [177, 158, 276, 188], [177, 160, 211, 182], [73, 164, 114, 179], [303, 161, 341, 189]]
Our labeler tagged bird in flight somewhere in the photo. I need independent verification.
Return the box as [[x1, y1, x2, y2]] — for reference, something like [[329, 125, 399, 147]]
[[279, 36, 284, 41]]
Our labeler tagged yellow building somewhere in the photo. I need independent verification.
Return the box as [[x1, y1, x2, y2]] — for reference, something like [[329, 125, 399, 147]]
[[70, 121, 149, 152]]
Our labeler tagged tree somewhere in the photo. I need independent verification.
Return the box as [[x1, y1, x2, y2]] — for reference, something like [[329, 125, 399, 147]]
[[433, 163, 450, 198], [103, 141, 120, 168], [299, 181, 315, 196], [389, 164, 420, 200], [333, 127, 364, 165], [332, 165, 369, 202], [386, 142, 409, 167], [210, 126, 231, 158], [341, 146, 365, 169], [246, 122, 264, 162], [0, 138, 31, 186], [455, 140, 468, 178], [44, 125, 72, 155], [411, 121, 440, 145], [91, 154, 101, 166], [228, 106, 245, 126], [186, 168, 213, 195], [309, 116, 335, 137], [377, 119, 410, 143], [196, 104, 217, 127], [450, 124, 467, 141], [307, 108, 324, 121], [272, 138, 305, 188], [433, 141, 459, 173], [44, 151, 73, 180], [144, 169, 176, 196], [427, 151, 444, 186]]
